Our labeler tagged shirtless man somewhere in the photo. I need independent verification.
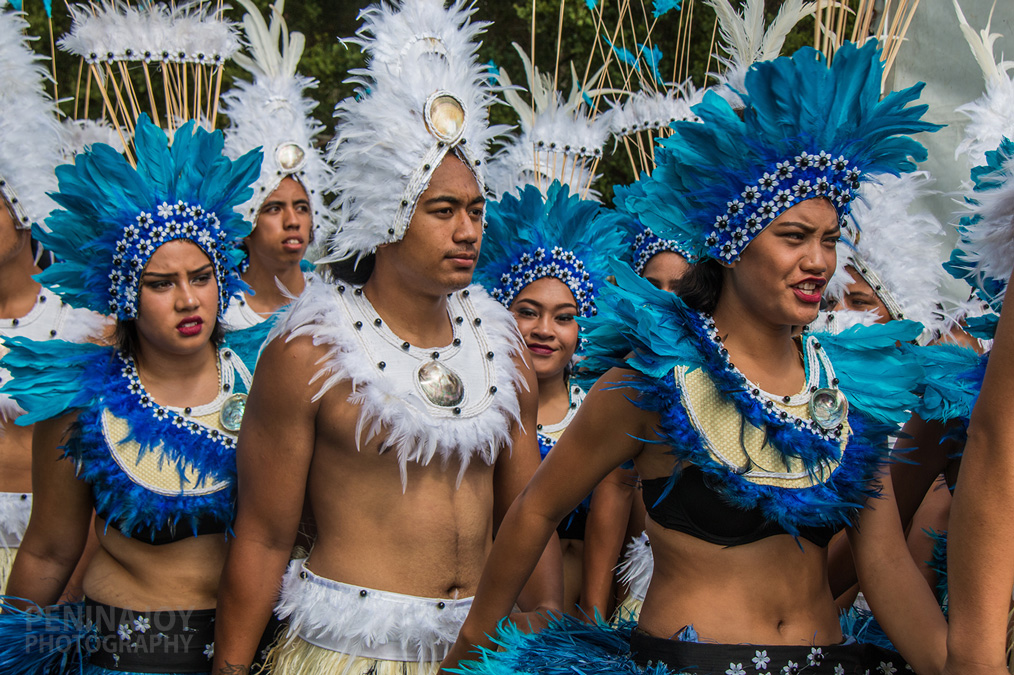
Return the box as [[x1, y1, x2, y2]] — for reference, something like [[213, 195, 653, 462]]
[[212, 2, 561, 672]]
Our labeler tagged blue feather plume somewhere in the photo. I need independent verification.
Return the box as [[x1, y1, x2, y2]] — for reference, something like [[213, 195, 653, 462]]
[[34, 115, 261, 320], [475, 181, 627, 318], [624, 41, 939, 262]]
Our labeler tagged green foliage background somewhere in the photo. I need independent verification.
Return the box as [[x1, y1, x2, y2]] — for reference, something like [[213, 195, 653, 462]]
[[14, 0, 815, 203]]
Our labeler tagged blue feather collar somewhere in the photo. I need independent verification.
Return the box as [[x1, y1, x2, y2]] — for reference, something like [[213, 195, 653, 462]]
[[630, 309, 890, 536], [66, 348, 249, 542]]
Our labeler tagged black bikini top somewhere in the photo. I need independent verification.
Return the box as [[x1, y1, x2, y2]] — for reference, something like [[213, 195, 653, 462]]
[[641, 465, 840, 548]]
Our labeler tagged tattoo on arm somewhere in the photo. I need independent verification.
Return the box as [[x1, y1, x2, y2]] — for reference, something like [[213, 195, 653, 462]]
[[215, 663, 250, 675]]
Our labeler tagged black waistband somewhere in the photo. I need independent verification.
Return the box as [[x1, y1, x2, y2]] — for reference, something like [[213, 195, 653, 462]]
[[629, 628, 908, 675], [85, 599, 216, 673]]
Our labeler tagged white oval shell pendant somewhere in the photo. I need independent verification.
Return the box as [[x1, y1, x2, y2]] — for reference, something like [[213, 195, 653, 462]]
[[275, 142, 307, 172], [219, 393, 248, 432], [425, 92, 465, 144], [416, 361, 465, 407], [809, 388, 848, 430]]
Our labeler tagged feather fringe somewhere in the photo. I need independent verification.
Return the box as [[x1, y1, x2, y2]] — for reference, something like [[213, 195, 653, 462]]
[[0, 599, 92, 675], [616, 531, 653, 602], [59, 1, 239, 66], [275, 561, 468, 666], [268, 282, 525, 487]]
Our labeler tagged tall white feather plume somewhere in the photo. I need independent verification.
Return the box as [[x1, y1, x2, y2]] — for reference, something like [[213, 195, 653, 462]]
[[60, 0, 239, 66], [706, 0, 815, 106], [321, 0, 506, 262], [826, 172, 951, 341], [220, 0, 334, 238], [953, 0, 1014, 166], [485, 44, 617, 199], [0, 9, 64, 231]]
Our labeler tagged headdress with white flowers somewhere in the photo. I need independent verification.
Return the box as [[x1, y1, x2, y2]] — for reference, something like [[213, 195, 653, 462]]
[[35, 115, 261, 321], [474, 181, 625, 318], [622, 41, 938, 264]]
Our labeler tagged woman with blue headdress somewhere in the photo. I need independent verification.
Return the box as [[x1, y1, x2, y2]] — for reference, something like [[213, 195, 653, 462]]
[[475, 181, 627, 620], [440, 41, 949, 675], [0, 114, 268, 675]]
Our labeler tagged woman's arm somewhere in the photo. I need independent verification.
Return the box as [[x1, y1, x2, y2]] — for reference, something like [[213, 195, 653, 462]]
[[849, 466, 947, 675], [579, 466, 636, 621], [441, 369, 655, 671], [494, 354, 564, 623], [5, 413, 93, 609]]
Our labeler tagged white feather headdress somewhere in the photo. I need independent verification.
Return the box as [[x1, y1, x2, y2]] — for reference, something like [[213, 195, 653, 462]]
[[485, 44, 614, 199], [60, 0, 239, 67], [606, 82, 704, 138], [953, 0, 1014, 167], [0, 8, 63, 231], [221, 0, 334, 236], [320, 0, 504, 263], [705, 0, 816, 106], [827, 171, 950, 341], [56, 119, 126, 162], [947, 2, 1014, 310]]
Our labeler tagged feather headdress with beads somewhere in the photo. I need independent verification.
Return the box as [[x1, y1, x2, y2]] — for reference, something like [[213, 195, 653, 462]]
[[622, 40, 939, 264], [319, 0, 504, 263], [474, 181, 626, 318], [34, 115, 261, 321], [0, 8, 64, 231], [220, 0, 334, 239]]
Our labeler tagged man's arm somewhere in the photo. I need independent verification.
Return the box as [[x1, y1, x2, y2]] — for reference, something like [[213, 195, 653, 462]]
[[212, 335, 321, 673], [945, 274, 1014, 675]]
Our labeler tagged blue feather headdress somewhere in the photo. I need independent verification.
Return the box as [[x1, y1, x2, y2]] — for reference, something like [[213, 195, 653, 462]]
[[35, 114, 261, 320], [613, 179, 695, 274], [623, 40, 938, 263], [475, 182, 625, 318]]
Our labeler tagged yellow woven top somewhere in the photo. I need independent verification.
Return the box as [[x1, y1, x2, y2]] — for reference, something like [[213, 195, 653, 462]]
[[678, 366, 848, 489], [101, 408, 231, 496]]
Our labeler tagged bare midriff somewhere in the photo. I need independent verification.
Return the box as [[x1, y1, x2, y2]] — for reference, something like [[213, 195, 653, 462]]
[[84, 522, 227, 611], [637, 516, 841, 646]]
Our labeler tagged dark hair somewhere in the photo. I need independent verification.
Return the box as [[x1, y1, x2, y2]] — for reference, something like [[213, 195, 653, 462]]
[[115, 318, 225, 360], [673, 258, 724, 314], [324, 253, 375, 286]]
